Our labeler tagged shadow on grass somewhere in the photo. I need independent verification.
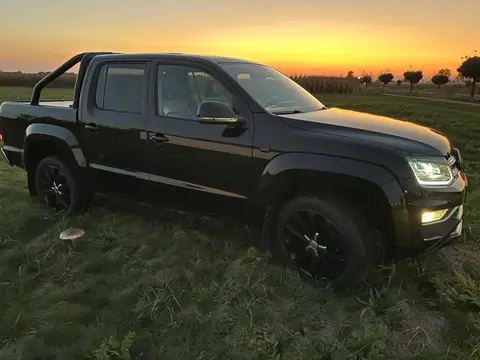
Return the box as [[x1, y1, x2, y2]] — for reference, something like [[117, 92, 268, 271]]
[[90, 192, 263, 248], [88, 192, 449, 301]]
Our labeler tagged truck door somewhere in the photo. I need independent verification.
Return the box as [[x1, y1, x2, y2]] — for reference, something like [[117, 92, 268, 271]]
[[78, 61, 151, 197], [145, 61, 258, 218]]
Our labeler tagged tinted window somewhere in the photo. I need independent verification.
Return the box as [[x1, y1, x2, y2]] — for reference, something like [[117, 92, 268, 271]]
[[96, 63, 145, 114], [158, 65, 233, 120]]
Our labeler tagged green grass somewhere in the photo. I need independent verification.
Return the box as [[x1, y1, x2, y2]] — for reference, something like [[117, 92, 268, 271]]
[[0, 86, 73, 103], [1, 88, 480, 359], [369, 83, 480, 103]]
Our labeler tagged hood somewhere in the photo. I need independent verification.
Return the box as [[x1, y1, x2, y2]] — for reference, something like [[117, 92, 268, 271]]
[[279, 107, 451, 156]]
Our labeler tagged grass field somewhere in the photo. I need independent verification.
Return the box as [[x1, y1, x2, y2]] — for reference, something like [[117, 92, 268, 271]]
[[1, 87, 480, 359], [0, 86, 73, 103], [368, 82, 480, 104]]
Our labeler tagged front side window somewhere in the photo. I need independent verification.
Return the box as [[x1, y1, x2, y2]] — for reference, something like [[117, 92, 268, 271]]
[[220, 63, 325, 114], [158, 65, 234, 120], [96, 63, 145, 114]]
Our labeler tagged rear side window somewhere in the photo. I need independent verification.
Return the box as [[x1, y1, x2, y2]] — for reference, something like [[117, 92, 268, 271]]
[[96, 63, 145, 114]]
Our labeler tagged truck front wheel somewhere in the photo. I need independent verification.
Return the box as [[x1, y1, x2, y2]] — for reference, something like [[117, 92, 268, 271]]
[[272, 196, 375, 289], [34, 156, 91, 217]]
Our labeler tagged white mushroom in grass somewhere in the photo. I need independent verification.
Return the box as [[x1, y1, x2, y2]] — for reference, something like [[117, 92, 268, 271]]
[[59, 228, 85, 241]]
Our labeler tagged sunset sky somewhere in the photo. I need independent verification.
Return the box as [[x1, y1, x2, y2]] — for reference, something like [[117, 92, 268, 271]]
[[1, 0, 478, 77]]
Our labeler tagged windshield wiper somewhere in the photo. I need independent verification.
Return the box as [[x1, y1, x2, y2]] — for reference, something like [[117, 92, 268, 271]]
[[272, 109, 305, 115], [272, 106, 327, 115]]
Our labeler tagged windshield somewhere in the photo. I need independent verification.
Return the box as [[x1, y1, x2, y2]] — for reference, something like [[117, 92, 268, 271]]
[[221, 63, 325, 114]]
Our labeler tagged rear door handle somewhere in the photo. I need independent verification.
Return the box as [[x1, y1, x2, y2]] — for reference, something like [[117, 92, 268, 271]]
[[149, 133, 169, 145], [85, 123, 98, 132]]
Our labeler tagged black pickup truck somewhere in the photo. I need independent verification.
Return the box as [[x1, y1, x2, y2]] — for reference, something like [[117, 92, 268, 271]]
[[0, 52, 467, 288]]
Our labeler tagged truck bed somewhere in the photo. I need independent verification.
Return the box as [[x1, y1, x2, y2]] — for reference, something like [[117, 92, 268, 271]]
[[0, 100, 78, 167]]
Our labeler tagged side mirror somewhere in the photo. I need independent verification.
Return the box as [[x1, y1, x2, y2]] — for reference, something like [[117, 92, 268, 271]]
[[197, 101, 242, 125]]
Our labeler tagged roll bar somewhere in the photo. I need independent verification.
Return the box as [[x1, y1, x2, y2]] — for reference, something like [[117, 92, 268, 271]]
[[31, 52, 115, 108]]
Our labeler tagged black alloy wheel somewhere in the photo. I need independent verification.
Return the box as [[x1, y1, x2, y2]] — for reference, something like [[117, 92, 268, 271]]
[[283, 209, 347, 280], [37, 164, 72, 214], [273, 196, 375, 288], [34, 156, 91, 217]]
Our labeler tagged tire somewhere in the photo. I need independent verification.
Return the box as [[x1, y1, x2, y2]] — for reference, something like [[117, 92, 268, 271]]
[[34, 155, 91, 218], [272, 196, 375, 289]]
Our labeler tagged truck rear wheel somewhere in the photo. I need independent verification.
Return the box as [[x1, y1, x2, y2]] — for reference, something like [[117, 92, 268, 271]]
[[272, 196, 375, 289], [34, 156, 90, 217]]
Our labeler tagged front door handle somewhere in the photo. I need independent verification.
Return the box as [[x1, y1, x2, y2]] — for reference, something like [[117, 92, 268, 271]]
[[85, 123, 98, 132], [149, 133, 169, 145]]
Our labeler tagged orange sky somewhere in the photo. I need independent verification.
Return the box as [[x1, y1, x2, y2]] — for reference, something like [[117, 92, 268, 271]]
[[1, 0, 478, 77]]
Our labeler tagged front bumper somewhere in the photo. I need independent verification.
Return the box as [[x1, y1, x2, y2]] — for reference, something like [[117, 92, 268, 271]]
[[381, 168, 467, 257], [398, 171, 467, 254], [422, 205, 463, 243]]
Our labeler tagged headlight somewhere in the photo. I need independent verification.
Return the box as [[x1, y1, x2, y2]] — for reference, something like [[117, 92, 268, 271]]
[[408, 158, 453, 186]]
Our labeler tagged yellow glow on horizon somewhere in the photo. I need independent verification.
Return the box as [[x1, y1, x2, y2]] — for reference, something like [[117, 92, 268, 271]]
[[1, 0, 478, 77]]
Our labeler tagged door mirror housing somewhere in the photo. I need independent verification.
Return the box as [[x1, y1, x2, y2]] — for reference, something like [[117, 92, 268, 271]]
[[197, 101, 242, 125]]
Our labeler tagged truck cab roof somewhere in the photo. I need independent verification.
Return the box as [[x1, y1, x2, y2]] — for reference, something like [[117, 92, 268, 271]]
[[92, 52, 261, 66]]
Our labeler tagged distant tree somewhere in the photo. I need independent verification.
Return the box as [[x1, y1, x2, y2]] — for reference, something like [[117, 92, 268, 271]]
[[403, 70, 423, 92], [437, 68, 452, 77], [378, 72, 394, 89], [359, 73, 372, 90], [431, 75, 449, 88], [396, 79, 402, 86], [431, 68, 451, 88], [457, 54, 480, 99], [346, 70, 355, 79]]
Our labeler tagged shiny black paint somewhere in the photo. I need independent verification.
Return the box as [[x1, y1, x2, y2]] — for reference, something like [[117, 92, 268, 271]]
[[280, 108, 451, 157], [257, 152, 396, 202], [197, 100, 238, 121], [146, 59, 257, 201], [399, 172, 467, 251], [77, 60, 150, 197], [0, 102, 82, 168], [25, 123, 87, 167], [0, 52, 468, 257]]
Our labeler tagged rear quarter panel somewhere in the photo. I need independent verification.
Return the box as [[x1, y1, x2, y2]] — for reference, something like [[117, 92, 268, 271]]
[[0, 102, 78, 150]]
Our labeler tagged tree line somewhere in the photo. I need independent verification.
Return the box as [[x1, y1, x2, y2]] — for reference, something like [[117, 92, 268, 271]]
[[0, 71, 76, 88], [1, 54, 479, 98], [357, 53, 480, 98]]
